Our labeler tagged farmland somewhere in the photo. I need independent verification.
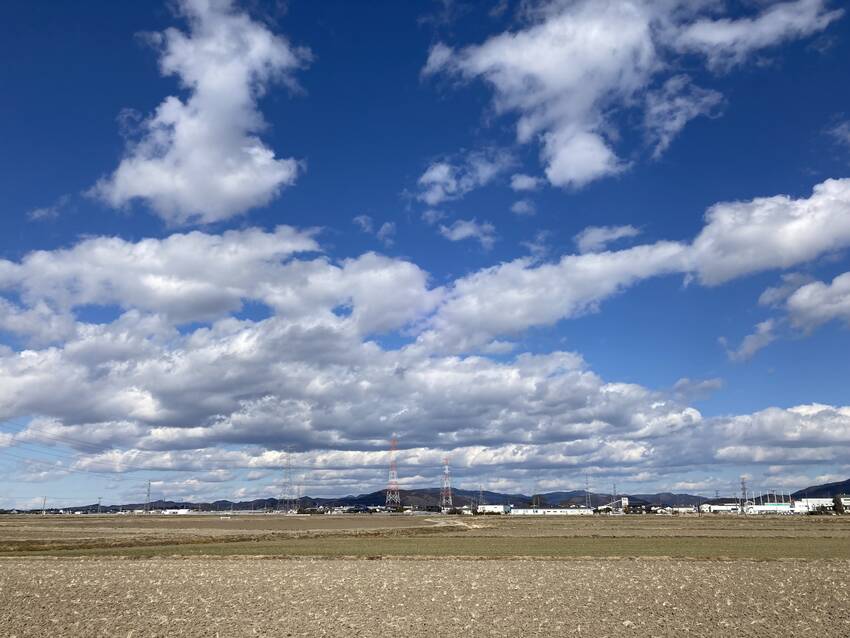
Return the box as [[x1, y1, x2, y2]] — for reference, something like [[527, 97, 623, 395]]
[[1, 514, 849, 636]]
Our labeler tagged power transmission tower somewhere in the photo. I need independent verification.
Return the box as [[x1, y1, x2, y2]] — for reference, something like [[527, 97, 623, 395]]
[[385, 437, 401, 509], [280, 449, 295, 513], [41, 496, 47, 516], [97, 496, 102, 514], [585, 474, 591, 509], [740, 476, 747, 515], [440, 457, 453, 510], [145, 480, 151, 514], [478, 484, 485, 508]]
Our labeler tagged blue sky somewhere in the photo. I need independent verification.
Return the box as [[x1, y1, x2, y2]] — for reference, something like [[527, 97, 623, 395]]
[[2, 0, 850, 508]]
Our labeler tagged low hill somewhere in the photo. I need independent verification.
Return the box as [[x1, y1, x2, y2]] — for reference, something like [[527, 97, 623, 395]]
[[792, 477, 850, 499], [21, 488, 716, 513]]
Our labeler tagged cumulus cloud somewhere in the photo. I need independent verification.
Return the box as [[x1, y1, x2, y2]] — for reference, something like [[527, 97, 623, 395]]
[[91, 0, 311, 224], [786, 272, 850, 330], [418, 240, 690, 353], [759, 272, 817, 307], [510, 199, 535, 216], [438, 219, 497, 249], [424, 0, 839, 188], [510, 174, 543, 192], [417, 149, 513, 205], [419, 177, 850, 352], [720, 319, 777, 362], [4, 175, 850, 493], [574, 224, 641, 254], [690, 178, 850, 285], [0, 226, 319, 324]]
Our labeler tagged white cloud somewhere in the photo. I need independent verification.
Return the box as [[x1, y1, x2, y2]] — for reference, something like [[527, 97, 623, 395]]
[[830, 120, 850, 148], [510, 174, 543, 192], [91, 0, 311, 224], [674, 0, 843, 71], [0, 300, 76, 345], [353, 216, 396, 246], [0, 226, 319, 324], [643, 75, 723, 158], [786, 272, 850, 330], [376, 222, 396, 246], [26, 194, 71, 221], [422, 209, 446, 225], [690, 178, 850, 285], [720, 319, 777, 362], [5, 175, 850, 491], [417, 149, 513, 205], [424, 0, 840, 188], [438, 219, 497, 249], [352, 214, 374, 233], [420, 177, 850, 353], [510, 199, 535, 215], [758, 272, 816, 307], [574, 224, 641, 254], [418, 240, 689, 353], [672, 377, 724, 401]]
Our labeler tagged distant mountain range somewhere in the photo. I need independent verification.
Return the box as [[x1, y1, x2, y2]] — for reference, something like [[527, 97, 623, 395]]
[[13, 477, 848, 514]]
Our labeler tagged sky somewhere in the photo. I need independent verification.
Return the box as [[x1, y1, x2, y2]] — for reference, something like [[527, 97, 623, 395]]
[[2, 0, 850, 508]]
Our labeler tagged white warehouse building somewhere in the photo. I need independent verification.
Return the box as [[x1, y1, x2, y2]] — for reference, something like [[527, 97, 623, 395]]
[[509, 507, 594, 516], [699, 503, 740, 514], [478, 504, 511, 515]]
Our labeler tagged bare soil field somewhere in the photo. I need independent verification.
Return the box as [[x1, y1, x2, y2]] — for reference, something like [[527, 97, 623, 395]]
[[1, 557, 848, 637], [2, 516, 848, 636], [2, 514, 849, 559]]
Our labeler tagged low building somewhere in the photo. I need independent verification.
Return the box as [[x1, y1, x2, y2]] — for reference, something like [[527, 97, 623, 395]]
[[509, 507, 593, 516], [655, 506, 697, 515], [699, 503, 740, 514], [478, 504, 510, 515], [744, 502, 792, 515], [793, 496, 850, 513], [792, 498, 835, 514]]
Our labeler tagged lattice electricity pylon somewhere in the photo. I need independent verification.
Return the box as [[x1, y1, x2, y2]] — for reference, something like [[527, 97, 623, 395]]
[[386, 437, 401, 508], [440, 457, 453, 509], [279, 449, 295, 513]]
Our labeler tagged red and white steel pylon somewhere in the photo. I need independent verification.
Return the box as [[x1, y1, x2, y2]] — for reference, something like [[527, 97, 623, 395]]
[[385, 437, 401, 508], [440, 456, 453, 509]]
